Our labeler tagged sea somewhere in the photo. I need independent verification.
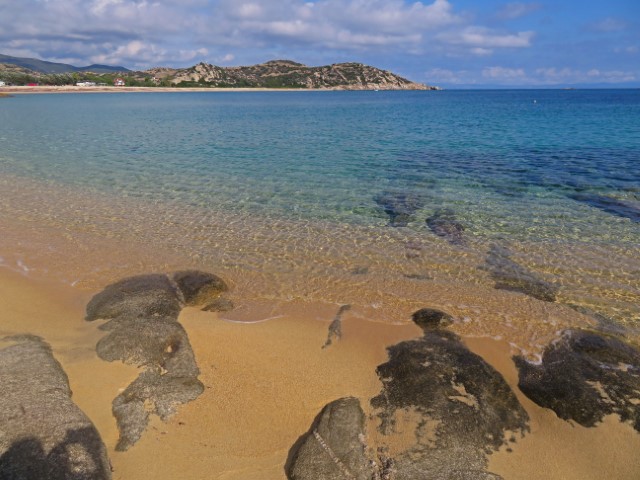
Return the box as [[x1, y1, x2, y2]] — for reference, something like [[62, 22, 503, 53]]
[[1, 89, 639, 350]]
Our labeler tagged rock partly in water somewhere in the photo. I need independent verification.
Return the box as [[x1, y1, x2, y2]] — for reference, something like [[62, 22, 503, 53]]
[[85, 271, 224, 450], [322, 305, 351, 349], [374, 191, 424, 227], [370, 308, 529, 479], [172, 270, 228, 306], [202, 297, 235, 313], [485, 245, 558, 302], [0, 335, 112, 479], [515, 329, 640, 432], [570, 192, 640, 222], [426, 209, 466, 246], [287, 397, 375, 480]]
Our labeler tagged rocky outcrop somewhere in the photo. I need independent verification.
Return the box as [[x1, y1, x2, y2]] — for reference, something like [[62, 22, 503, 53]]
[[370, 308, 529, 479], [151, 60, 433, 90], [0, 335, 111, 479], [485, 245, 558, 302], [426, 209, 466, 246], [515, 329, 640, 432], [287, 397, 374, 480], [86, 270, 229, 450], [289, 308, 529, 480]]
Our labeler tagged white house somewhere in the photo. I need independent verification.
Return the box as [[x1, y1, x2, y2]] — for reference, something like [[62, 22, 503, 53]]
[[0, 81, 5, 87], [113, 78, 125, 86]]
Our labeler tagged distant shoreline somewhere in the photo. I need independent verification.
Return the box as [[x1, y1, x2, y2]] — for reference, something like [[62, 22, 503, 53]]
[[0, 85, 416, 94]]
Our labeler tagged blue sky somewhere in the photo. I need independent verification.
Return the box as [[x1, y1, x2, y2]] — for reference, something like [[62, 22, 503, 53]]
[[1, 0, 638, 87]]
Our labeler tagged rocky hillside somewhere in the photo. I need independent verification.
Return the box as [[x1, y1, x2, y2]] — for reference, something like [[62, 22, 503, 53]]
[[147, 60, 433, 90]]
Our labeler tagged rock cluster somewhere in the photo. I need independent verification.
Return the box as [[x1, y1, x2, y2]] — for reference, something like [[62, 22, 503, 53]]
[[289, 308, 530, 480], [86, 270, 229, 450]]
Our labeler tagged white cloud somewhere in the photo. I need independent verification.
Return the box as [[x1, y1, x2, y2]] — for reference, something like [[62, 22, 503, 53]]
[[589, 17, 627, 33], [482, 66, 526, 79], [445, 27, 534, 48], [495, 2, 542, 20]]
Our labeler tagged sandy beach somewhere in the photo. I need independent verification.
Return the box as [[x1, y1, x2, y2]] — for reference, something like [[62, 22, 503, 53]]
[[2, 266, 639, 479]]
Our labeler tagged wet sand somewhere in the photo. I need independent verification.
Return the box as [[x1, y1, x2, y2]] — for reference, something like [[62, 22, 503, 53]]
[[2, 266, 639, 479]]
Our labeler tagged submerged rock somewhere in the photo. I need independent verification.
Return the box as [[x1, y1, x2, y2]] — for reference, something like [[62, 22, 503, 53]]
[[85, 270, 225, 450], [370, 309, 529, 479], [515, 329, 640, 432], [570, 192, 640, 222], [426, 209, 466, 246], [485, 245, 558, 302], [0, 335, 111, 479], [202, 297, 235, 313], [287, 397, 374, 480], [374, 191, 424, 227]]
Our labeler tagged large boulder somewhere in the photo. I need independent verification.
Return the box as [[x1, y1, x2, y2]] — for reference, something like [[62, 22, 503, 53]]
[[85, 271, 226, 450], [0, 335, 111, 479], [370, 308, 529, 479], [287, 397, 374, 480], [515, 329, 640, 431]]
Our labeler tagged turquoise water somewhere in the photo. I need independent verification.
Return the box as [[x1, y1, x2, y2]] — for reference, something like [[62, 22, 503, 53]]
[[1, 90, 639, 327]]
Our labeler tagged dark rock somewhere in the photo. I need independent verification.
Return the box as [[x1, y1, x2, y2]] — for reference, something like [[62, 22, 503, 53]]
[[570, 192, 640, 222], [322, 305, 351, 349], [374, 191, 424, 227], [96, 317, 199, 376], [287, 397, 374, 480], [0, 335, 111, 479], [85, 274, 181, 321], [515, 329, 640, 432], [371, 327, 529, 479], [112, 371, 204, 451], [411, 307, 453, 331], [202, 298, 235, 312], [173, 270, 228, 306], [426, 209, 466, 246], [85, 270, 225, 450], [485, 245, 558, 302]]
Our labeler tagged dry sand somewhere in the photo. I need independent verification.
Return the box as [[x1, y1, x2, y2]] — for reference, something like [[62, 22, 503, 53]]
[[2, 266, 639, 479]]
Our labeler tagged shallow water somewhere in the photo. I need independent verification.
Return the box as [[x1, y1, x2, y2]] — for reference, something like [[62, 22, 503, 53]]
[[0, 90, 639, 350]]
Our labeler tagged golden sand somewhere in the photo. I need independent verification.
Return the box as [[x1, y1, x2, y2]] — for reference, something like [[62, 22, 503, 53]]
[[2, 267, 639, 479]]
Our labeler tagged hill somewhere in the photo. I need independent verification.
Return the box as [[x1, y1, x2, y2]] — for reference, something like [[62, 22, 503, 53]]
[[0, 54, 129, 74], [0, 54, 434, 90], [148, 60, 432, 90]]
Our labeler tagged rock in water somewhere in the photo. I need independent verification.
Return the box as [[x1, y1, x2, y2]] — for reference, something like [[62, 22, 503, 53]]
[[287, 397, 374, 480], [370, 309, 529, 479], [374, 191, 424, 227], [426, 209, 466, 246], [515, 329, 640, 432], [0, 335, 111, 479], [569, 192, 640, 222], [485, 245, 558, 302], [86, 270, 228, 450]]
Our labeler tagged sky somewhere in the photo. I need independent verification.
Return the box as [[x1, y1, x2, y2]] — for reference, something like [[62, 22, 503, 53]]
[[0, 0, 638, 87]]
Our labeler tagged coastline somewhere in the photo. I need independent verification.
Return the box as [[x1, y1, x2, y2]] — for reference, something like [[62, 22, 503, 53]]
[[0, 85, 386, 94]]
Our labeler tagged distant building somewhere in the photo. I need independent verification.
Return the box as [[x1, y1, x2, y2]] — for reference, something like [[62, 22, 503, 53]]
[[0, 81, 5, 87], [76, 82, 96, 87], [114, 78, 125, 86]]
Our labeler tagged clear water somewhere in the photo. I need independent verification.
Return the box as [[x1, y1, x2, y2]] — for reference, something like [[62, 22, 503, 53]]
[[1, 90, 639, 335]]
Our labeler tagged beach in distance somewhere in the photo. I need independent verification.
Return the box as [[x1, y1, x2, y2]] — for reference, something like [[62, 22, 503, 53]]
[[1, 89, 639, 479]]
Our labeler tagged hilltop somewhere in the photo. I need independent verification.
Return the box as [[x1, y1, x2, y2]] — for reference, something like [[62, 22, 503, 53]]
[[0, 55, 434, 90], [148, 60, 433, 90]]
